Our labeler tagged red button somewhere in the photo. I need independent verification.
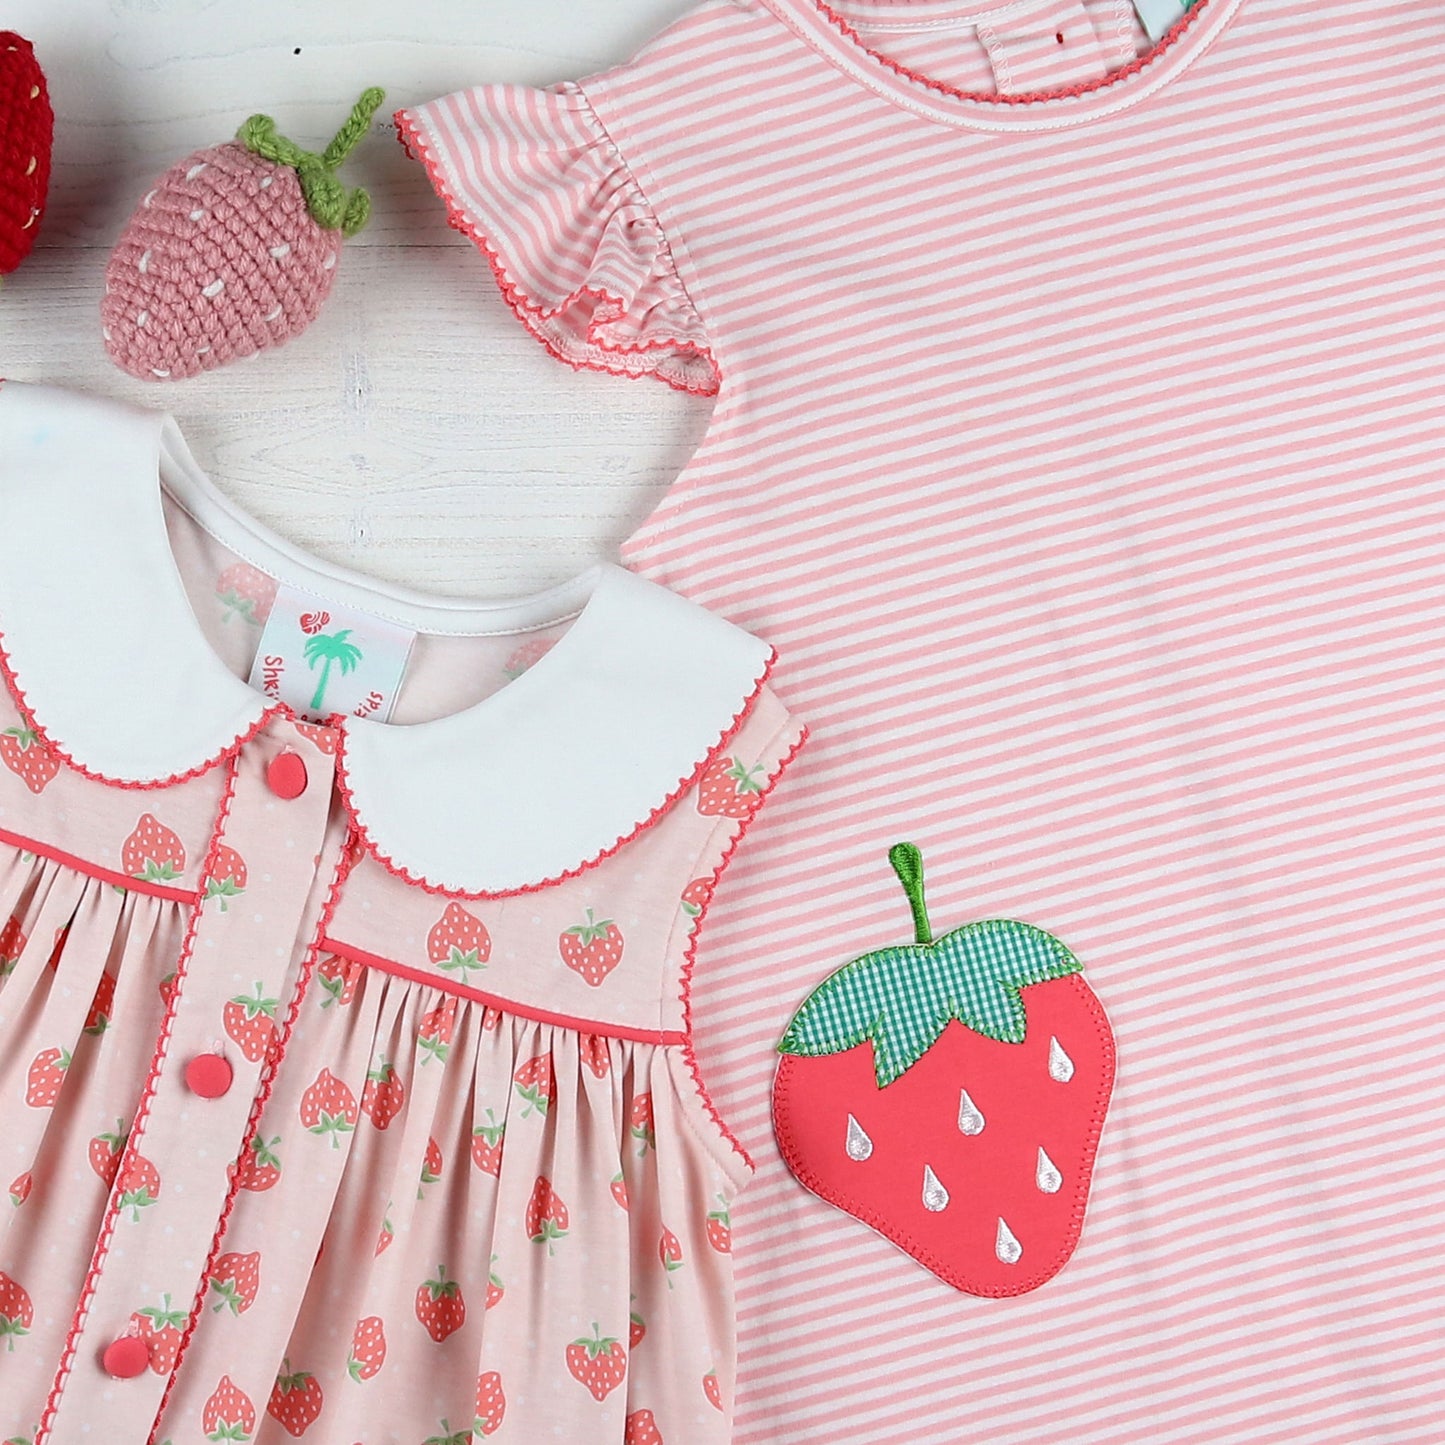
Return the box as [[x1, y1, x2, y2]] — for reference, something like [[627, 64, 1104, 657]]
[[102, 1334, 150, 1378], [266, 749, 308, 799], [185, 1053, 233, 1098]]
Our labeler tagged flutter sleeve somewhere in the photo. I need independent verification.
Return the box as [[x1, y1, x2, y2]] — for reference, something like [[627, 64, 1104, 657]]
[[396, 82, 717, 396]]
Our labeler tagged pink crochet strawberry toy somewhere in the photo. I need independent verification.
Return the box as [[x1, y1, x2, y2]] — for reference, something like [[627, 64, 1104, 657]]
[[0, 32, 53, 280], [102, 87, 383, 379]]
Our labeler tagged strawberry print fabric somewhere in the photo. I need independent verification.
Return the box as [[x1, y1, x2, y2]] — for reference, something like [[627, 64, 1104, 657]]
[[399, 2, 1445, 1441], [0, 381, 804, 1444]]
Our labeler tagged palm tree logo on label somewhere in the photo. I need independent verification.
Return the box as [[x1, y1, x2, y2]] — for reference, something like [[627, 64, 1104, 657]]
[[304, 621, 363, 714]]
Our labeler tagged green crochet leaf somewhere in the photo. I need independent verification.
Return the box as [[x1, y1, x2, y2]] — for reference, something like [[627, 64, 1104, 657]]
[[778, 918, 1082, 1088]]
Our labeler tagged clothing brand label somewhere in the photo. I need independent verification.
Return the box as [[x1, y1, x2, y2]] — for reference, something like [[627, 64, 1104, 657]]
[[1133, 0, 1187, 42], [247, 582, 415, 724]]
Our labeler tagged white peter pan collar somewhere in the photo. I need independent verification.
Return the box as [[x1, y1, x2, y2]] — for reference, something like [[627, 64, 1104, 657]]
[[0, 381, 774, 894]]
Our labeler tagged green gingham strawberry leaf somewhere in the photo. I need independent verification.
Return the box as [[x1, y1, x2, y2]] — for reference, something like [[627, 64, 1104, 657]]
[[778, 919, 1082, 1088]]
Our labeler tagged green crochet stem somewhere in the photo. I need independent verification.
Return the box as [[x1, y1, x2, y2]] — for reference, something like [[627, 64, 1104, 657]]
[[237, 86, 385, 238]]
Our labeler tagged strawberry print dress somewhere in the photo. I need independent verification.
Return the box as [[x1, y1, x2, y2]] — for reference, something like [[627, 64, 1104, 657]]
[[0, 380, 804, 1445]]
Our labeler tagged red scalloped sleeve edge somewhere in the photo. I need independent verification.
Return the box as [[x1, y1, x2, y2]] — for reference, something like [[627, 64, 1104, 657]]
[[392, 105, 720, 399]]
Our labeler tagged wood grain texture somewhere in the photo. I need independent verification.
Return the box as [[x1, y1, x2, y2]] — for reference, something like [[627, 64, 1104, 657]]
[[0, 0, 708, 596]]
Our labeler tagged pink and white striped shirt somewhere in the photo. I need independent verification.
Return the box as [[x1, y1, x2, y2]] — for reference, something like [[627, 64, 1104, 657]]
[[399, 2, 1445, 1439]]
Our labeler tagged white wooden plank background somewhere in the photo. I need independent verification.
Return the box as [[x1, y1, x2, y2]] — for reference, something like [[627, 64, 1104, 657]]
[[0, 0, 708, 596]]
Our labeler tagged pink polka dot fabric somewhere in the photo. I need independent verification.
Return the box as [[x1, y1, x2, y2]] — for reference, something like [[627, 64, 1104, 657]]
[[398, 1, 1445, 1440], [0, 380, 805, 1444]]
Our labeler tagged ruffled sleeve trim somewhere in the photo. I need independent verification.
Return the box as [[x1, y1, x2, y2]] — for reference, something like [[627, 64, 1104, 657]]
[[395, 84, 719, 397]]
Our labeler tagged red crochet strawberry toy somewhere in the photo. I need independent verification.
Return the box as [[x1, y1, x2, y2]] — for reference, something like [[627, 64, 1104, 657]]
[[102, 87, 383, 379], [0, 32, 53, 279], [773, 842, 1116, 1297]]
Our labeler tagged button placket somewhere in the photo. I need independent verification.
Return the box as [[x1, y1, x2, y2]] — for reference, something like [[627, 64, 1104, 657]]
[[42, 721, 345, 1442]]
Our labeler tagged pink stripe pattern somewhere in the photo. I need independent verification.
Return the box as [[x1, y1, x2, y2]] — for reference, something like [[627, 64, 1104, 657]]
[[401, 1, 1445, 1440]]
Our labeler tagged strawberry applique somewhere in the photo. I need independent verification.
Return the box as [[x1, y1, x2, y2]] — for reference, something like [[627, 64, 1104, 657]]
[[8, 1170, 31, 1206], [0, 1270, 31, 1351], [470, 1109, 505, 1176], [525, 1176, 568, 1253], [224, 982, 279, 1062], [102, 89, 384, 381], [208, 1250, 260, 1316], [130, 1293, 187, 1373], [414, 1266, 465, 1342], [0, 33, 53, 278], [696, 755, 765, 817], [267, 1359, 324, 1437], [624, 1410, 664, 1445], [118, 1152, 161, 1221], [24, 1045, 67, 1107], [512, 1053, 555, 1117], [361, 1058, 405, 1129], [204, 845, 248, 909], [299, 1067, 358, 1147], [203, 1375, 256, 1441], [235, 1132, 282, 1192], [474, 1370, 507, 1436], [773, 843, 1116, 1297], [558, 908, 624, 986], [705, 1195, 732, 1254], [0, 725, 58, 793], [427, 902, 491, 982], [89, 1120, 128, 1187], [565, 1323, 627, 1401], [215, 562, 278, 626], [346, 1315, 386, 1381], [120, 813, 187, 883]]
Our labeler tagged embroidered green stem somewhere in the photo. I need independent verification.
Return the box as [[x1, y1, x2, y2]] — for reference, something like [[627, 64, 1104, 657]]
[[237, 86, 385, 237], [889, 841, 931, 944]]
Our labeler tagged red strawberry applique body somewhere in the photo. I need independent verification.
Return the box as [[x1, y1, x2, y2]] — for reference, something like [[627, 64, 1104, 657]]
[[773, 843, 1115, 1297]]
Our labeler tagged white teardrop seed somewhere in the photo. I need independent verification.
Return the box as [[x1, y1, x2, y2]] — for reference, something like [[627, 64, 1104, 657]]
[[956, 1089, 985, 1137], [921, 1165, 949, 1212], [202, 279, 224, 298], [269, 243, 291, 260], [137, 249, 150, 274], [189, 209, 205, 222], [996, 1218, 1022, 1265], [1036, 1147, 1063, 1194], [1048, 1036, 1075, 1083], [844, 1114, 873, 1162]]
